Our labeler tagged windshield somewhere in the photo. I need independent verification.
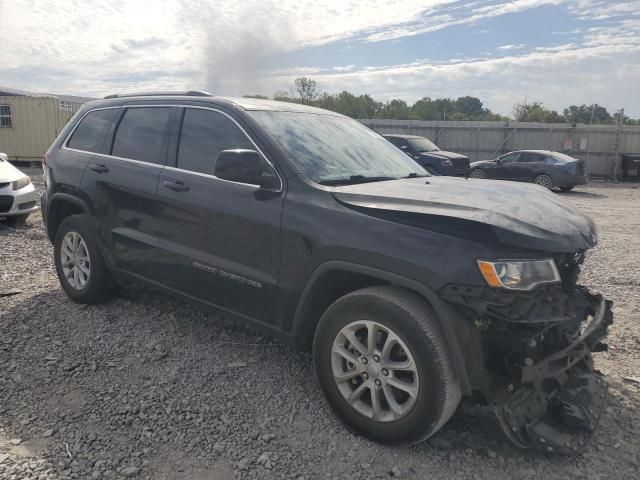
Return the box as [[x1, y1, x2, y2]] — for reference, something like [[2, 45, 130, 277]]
[[407, 137, 439, 152], [249, 111, 429, 184]]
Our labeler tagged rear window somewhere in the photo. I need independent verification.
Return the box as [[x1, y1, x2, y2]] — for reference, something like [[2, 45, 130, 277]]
[[67, 109, 120, 153], [111, 107, 172, 164], [549, 152, 577, 164]]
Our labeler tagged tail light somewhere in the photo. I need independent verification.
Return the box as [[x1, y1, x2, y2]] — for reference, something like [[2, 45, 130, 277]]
[[42, 153, 48, 168]]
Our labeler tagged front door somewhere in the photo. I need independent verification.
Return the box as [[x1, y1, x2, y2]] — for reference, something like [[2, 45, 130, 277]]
[[155, 107, 285, 323], [492, 152, 522, 180]]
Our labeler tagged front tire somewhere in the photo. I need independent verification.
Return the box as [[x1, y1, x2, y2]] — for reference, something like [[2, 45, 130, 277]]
[[469, 168, 486, 179], [54, 214, 114, 304], [313, 286, 461, 444]]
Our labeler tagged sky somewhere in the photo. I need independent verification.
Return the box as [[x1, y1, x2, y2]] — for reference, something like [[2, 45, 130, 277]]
[[0, 0, 639, 117]]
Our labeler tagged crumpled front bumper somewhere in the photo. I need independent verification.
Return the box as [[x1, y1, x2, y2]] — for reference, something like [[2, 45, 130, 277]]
[[442, 283, 613, 454], [493, 295, 612, 454]]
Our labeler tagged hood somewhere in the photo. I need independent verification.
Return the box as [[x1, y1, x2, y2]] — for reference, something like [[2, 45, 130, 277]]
[[419, 150, 468, 160], [470, 159, 497, 167], [0, 157, 27, 182], [331, 177, 597, 252]]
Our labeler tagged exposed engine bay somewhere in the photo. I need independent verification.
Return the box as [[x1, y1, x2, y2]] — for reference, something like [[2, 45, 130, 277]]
[[440, 252, 613, 454]]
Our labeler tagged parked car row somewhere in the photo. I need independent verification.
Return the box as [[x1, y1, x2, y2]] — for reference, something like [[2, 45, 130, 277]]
[[383, 134, 586, 191]]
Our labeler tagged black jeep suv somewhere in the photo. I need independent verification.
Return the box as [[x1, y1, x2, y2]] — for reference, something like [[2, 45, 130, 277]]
[[384, 134, 471, 176], [42, 92, 612, 452]]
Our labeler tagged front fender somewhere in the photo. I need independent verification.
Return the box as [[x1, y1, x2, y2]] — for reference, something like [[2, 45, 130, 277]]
[[291, 260, 472, 395]]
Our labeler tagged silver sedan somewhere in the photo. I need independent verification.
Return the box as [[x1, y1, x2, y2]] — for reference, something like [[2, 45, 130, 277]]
[[0, 152, 38, 224]]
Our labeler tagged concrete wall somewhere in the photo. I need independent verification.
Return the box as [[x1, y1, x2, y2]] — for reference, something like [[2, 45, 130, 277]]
[[360, 119, 640, 178], [0, 96, 83, 162]]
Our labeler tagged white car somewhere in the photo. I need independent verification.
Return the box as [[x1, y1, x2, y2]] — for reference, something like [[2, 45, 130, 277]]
[[0, 152, 39, 224]]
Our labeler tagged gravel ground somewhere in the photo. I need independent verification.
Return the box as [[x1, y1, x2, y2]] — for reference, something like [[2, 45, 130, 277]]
[[1, 166, 639, 480]]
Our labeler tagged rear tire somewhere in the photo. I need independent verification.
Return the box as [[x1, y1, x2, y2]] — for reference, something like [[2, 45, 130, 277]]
[[54, 214, 114, 304], [470, 169, 485, 179], [534, 174, 554, 190], [313, 286, 461, 444]]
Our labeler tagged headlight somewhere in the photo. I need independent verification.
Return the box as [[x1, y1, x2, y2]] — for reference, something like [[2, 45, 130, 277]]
[[12, 176, 31, 190], [441, 159, 453, 167], [477, 259, 560, 290]]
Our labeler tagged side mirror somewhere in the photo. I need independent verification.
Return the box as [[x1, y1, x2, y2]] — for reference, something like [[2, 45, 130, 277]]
[[214, 149, 280, 191], [400, 145, 408, 150]]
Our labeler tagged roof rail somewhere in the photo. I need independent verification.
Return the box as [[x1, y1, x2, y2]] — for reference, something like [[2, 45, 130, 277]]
[[103, 91, 213, 99]]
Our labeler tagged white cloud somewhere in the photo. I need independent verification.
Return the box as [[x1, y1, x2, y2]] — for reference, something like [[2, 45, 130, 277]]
[[364, 0, 568, 42], [268, 39, 640, 117], [334, 65, 357, 72], [0, 0, 454, 96], [0, 0, 638, 117], [497, 44, 526, 50]]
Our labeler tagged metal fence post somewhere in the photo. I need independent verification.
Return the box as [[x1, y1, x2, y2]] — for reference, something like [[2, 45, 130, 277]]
[[475, 128, 480, 161], [612, 108, 624, 181]]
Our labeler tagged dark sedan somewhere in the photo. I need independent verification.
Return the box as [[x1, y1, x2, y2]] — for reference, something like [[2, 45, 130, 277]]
[[384, 134, 471, 176], [470, 150, 587, 191]]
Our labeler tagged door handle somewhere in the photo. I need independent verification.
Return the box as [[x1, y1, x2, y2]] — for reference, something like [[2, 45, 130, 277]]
[[162, 180, 190, 192], [89, 164, 109, 174]]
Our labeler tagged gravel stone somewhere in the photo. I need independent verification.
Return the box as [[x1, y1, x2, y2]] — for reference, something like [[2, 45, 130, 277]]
[[118, 466, 140, 477], [1, 169, 638, 479]]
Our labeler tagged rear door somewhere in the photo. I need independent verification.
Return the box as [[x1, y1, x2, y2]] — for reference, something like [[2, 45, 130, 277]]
[[154, 106, 285, 323], [515, 152, 546, 181], [80, 105, 174, 278]]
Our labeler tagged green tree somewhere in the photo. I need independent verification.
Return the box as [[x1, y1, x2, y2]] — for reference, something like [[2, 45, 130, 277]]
[[513, 100, 565, 123], [409, 97, 455, 120], [315, 91, 381, 118], [376, 99, 410, 119], [294, 77, 318, 104], [454, 96, 486, 118], [563, 104, 612, 124], [272, 90, 299, 103]]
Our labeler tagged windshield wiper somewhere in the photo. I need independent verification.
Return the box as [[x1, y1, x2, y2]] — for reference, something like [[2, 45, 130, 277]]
[[318, 175, 397, 186]]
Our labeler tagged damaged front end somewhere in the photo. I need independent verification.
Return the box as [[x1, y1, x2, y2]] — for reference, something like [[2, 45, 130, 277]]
[[440, 253, 613, 454]]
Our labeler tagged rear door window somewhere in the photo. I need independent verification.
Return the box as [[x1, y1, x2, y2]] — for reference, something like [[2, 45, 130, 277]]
[[111, 107, 172, 164], [67, 108, 120, 153], [518, 153, 542, 163], [177, 108, 253, 175]]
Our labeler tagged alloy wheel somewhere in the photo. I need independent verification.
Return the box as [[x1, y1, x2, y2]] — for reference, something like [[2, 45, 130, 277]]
[[331, 320, 419, 422], [60, 231, 91, 290], [534, 174, 553, 189]]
